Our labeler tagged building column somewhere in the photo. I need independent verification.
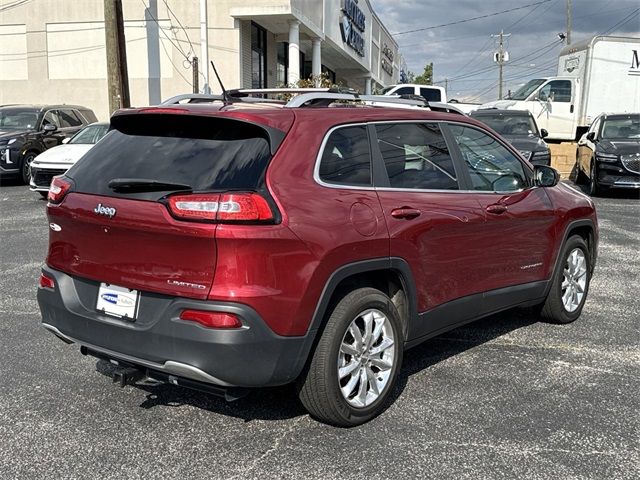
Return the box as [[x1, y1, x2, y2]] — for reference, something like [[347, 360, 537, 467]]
[[312, 38, 322, 86], [287, 20, 300, 86], [365, 76, 372, 95]]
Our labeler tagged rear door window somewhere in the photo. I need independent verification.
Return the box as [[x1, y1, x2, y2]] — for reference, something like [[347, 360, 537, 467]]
[[318, 126, 371, 186], [66, 115, 273, 199], [375, 122, 458, 190], [58, 109, 84, 128]]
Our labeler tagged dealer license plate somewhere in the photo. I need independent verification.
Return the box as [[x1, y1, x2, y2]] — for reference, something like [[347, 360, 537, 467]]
[[96, 283, 140, 320]]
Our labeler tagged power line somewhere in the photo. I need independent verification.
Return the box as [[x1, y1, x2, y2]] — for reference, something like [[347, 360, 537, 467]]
[[392, 0, 552, 36], [601, 8, 640, 35], [162, 0, 195, 55]]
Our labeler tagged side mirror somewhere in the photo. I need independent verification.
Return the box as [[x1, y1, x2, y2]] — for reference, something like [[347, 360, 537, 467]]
[[62, 137, 70, 144], [540, 128, 548, 138], [43, 124, 58, 133], [534, 165, 559, 188], [586, 131, 596, 142]]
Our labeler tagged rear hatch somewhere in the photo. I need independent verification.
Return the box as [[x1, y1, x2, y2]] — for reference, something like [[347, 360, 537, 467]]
[[46, 110, 286, 300]]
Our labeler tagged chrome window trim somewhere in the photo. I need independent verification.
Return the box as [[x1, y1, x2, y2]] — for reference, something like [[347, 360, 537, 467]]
[[313, 120, 533, 194]]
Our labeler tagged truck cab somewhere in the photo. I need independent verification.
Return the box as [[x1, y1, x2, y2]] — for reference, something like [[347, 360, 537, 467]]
[[382, 84, 446, 103], [481, 77, 579, 141]]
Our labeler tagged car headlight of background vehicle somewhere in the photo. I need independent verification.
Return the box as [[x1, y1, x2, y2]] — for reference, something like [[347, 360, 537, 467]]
[[531, 151, 551, 160], [595, 153, 618, 163], [519, 150, 532, 160]]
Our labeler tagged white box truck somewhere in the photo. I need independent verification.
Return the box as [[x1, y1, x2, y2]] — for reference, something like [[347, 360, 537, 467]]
[[480, 36, 640, 140]]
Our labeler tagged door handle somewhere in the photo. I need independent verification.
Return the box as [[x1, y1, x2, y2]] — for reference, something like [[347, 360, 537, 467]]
[[391, 208, 421, 219], [486, 203, 507, 215]]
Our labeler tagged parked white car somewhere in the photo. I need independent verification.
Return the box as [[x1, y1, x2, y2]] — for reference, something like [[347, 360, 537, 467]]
[[30, 122, 109, 197]]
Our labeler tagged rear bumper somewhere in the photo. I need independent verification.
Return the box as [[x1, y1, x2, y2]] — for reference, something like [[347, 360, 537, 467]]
[[37, 266, 311, 388]]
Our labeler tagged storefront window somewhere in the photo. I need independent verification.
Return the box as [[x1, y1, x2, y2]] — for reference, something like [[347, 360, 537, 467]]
[[277, 42, 288, 86], [251, 22, 267, 88]]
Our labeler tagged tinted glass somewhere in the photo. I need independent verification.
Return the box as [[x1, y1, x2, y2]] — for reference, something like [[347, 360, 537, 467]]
[[449, 124, 528, 191], [600, 116, 640, 139], [376, 123, 457, 190], [42, 110, 59, 127], [67, 115, 273, 199], [539, 80, 571, 102], [471, 113, 538, 136], [0, 108, 38, 129], [393, 87, 414, 95], [69, 124, 109, 144], [319, 126, 371, 186], [58, 109, 83, 128], [419, 88, 442, 102]]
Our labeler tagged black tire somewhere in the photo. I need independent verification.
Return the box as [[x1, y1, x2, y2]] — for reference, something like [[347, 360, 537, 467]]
[[21, 152, 37, 185], [297, 287, 404, 427], [588, 160, 600, 196], [540, 235, 591, 324]]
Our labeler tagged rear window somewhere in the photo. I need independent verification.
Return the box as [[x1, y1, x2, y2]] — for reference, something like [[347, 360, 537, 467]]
[[66, 115, 273, 198]]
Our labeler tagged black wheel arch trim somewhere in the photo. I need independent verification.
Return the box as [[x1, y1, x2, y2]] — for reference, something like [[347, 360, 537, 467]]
[[288, 257, 418, 380], [545, 218, 597, 297]]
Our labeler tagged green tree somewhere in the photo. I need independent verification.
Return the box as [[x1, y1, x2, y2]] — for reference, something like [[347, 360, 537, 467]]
[[413, 63, 433, 85]]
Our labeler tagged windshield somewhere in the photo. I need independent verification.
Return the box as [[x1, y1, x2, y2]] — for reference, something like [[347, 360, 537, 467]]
[[0, 109, 39, 130], [601, 117, 640, 139], [69, 124, 110, 144], [473, 114, 538, 136], [509, 79, 546, 101]]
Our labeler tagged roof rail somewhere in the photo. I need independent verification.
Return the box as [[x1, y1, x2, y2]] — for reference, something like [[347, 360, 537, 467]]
[[285, 92, 428, 108]]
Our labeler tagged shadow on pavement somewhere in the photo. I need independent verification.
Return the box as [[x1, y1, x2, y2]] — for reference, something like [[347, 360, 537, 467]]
[[95, 307, 540, 423]]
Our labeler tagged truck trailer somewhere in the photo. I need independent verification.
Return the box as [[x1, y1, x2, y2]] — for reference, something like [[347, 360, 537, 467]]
[[480, 36, 640, 140]]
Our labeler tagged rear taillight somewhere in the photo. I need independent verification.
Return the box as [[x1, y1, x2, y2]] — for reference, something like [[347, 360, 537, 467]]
[[48, 176, 71, 204], [179, 309, 242, 329], [167, 192, 274, 223], [39, 273, 55, 289]]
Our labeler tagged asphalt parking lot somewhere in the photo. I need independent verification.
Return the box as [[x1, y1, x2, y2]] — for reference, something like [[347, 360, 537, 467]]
[[0, 181, 638, 479]]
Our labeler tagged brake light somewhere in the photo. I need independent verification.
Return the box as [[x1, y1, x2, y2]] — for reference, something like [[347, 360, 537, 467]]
[[179, 309, 242, 329], [39, 273, 55, 289], [167, 193, 274, 223], [48, 176, 71, 204], [216, 193, 273, 221]]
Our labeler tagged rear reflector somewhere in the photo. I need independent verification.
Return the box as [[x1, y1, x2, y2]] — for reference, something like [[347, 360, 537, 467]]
[[39, 273, 55, 289], [48, 176, 72, 204], [179, 310, 242, 329], [167, 192, 274, 223]]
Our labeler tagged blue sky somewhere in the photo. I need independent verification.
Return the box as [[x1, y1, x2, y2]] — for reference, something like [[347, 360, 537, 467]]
[[370, 0, 640, 102]]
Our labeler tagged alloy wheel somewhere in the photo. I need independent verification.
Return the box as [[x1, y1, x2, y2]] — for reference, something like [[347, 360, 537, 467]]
[[561, 248, 587, 313], [337, 308, 395, 408]]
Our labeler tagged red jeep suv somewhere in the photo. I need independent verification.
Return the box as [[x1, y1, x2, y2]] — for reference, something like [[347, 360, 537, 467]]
[[38, 91, 598, 426]]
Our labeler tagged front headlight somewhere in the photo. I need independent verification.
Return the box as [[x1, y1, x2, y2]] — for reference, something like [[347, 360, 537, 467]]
[[519, 150, 532, 160], [595, 153, 618, 162]]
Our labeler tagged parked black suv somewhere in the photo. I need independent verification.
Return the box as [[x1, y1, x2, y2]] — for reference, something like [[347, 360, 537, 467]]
[[471, 109, 551, 165], [0, 105, 98, 184]]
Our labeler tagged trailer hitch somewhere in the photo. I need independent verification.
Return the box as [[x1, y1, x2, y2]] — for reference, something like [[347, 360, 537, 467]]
[[112, 366, 145, 388]]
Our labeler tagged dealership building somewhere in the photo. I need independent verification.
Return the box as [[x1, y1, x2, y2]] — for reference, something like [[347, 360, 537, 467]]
[[0, 0, 406, 120]]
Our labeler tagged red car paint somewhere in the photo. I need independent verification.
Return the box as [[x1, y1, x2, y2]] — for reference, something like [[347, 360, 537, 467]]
[[45, 105, 598, 338]]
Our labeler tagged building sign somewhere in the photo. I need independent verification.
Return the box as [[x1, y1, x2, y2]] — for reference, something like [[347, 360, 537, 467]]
[[630, 50, 640, 76], [381, 42, 394, 75], [340, 0, 365, 57], [381, 58, 393, 76], [382, 43, 394, 63]]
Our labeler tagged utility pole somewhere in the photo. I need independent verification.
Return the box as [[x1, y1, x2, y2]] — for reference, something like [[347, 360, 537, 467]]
[[104, 0, 130, 114], [566, 0, 572, 45], [200, 0, 210, 94], [492, 30, 511, 100], [192, 56, 199, 93], [444, 78, 448, 93]]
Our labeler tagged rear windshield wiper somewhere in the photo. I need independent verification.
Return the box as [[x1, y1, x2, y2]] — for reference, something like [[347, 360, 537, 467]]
[[108, 178, 193, 193]]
